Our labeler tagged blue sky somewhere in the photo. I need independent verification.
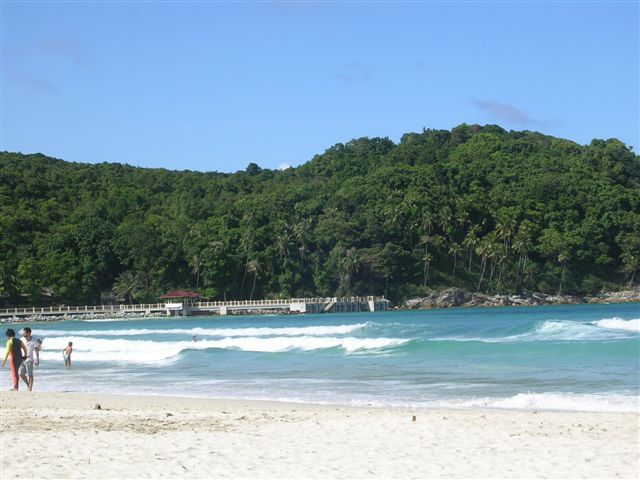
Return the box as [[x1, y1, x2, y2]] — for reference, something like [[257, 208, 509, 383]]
[[1, 1, 638, 173]]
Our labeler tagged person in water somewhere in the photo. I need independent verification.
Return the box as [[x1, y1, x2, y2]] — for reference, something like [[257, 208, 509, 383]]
[[2, 329, 27, 391], [63, 341, 73, 368], [19, 327, 39, 392]]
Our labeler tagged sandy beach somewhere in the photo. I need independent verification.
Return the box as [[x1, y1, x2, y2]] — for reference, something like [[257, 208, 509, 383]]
[[0, 392, 637, 479]]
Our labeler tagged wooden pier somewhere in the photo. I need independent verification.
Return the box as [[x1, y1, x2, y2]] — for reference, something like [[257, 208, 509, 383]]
[[0, 296, 390, 320]]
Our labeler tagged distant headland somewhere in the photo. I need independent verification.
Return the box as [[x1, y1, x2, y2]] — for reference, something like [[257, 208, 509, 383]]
[[1, 124, 638, 308]]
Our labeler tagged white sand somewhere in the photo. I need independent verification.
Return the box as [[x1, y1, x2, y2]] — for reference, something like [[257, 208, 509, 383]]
[[1, 392, 638, 479]]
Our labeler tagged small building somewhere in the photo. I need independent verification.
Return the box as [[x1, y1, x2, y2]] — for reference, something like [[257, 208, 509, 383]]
[[160, 290, 201, 304], [160, 290, 201, 316], [100, 290, 118, 306]]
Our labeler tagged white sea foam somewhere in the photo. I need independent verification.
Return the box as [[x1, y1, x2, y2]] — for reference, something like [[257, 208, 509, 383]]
[[37, 335, 408, 363], [594, 318, 640, 332], [438, 318, 638, 343], [34, 323, 368, 338], [39, 337, 185, 364], [453, 392, 640, 413], [81, 317, 151, 323]]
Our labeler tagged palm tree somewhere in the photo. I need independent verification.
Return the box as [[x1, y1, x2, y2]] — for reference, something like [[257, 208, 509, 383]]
[[496, 217, 516, 249], [275, 231, 291, 262], [112, 271, 141, 304], [620, 249, 639, 287], [342, 248, 360, 292], [557, 251, 570, 296], [439, 206, 453, 242], [512, 228, 532, 287], [418, 212, 435, 286], [475, 240, 490, 291], [293, 218, 312, 269], [483, 234, 500, 287], [419, 234, 432, 287], [495, 245, 509, 293], [239, 230, 255, 293], [247, 259, 260, 300], [463, 225, 481, 273], [189, 254, 205, 289], [449, 242, 462, 286]]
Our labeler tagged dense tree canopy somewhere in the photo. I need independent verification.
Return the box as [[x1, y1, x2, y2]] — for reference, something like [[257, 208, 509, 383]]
[[1, 124, 638, 306]]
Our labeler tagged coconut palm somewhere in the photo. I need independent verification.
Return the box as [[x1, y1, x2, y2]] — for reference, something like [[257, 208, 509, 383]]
[[239, 230, 255, 293], [275, 230, 291, 262], [475, 240, 490, 291], [247, 259, 260, 300], [513, 224, 535, 289], [557, 251, 570, 296], [449, 242, 462, 286], [419, 234, 432, 286], [463, 225, 481, 273], [620, 249, 639, 287], [112, 270, 141, 304], [342, 248, 360, 292], [293, 218, 312, 269], [189, 254, 205, 289]]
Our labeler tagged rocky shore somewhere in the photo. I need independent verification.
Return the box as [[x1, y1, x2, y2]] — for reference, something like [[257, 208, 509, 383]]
[[402, 288, 640, 310]]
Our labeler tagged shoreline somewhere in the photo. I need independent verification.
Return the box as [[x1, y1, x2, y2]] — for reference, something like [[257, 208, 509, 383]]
[[1, 391, 638, 478], [1, 290, 639, 323], [3, 387, 637, 414]]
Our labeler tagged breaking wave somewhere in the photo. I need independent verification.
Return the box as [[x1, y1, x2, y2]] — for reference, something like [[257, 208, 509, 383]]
[[453, 392, 639, 413], [593, 318, 640, 332], [34, 323, 369, 338], [437, 318, 639, 343], [38, 335, 408, 363]]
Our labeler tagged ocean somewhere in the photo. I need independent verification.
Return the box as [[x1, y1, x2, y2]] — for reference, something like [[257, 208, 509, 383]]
[[3, 303, 639, 412]]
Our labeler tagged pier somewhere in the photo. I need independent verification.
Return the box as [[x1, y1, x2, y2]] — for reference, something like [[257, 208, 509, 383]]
[[0, 296, 390, 320]]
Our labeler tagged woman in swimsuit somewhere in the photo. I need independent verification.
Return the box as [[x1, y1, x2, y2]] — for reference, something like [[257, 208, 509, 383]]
[[2, 329, 27, 390]]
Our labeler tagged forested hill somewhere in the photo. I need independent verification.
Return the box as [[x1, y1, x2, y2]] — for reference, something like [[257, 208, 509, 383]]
[[1, 124, 639, 306]]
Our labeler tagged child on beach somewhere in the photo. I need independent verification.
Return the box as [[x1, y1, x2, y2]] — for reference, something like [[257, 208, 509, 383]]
[[2, 329, 27, 390], [63, 342, 73, 368]]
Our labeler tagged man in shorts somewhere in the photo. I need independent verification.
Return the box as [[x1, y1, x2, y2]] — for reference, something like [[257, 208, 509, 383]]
[[19, 327, 39, 392]]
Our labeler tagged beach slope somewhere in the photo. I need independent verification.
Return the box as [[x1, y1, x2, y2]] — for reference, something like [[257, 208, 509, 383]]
[[1, 392, 638, 479]]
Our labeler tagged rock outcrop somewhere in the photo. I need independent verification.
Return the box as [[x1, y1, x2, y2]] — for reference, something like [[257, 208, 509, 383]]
[[402, 288, 640, 310]]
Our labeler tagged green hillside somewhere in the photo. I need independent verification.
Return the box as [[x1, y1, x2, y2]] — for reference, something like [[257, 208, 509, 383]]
[[1, 124, 638, 306]]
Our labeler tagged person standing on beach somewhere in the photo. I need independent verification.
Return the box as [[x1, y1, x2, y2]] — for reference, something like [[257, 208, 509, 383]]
[[19, 327, 39, 391], [63, 342, 73, 368], [2, 329, 27, 391]]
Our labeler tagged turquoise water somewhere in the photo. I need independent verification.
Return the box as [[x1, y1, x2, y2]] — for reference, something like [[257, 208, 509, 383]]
[[3, 303, 639, 411]]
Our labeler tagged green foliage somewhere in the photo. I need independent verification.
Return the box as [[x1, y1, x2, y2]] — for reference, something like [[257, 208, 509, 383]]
[[1, 125, 638, 306]]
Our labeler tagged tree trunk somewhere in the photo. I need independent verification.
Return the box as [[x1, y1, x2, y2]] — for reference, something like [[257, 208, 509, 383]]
[[250, 273, 257, 300], [452, 254, 457, 286], [558, 264, 566, 296], [241, 255, 249, 293], [423, 243, 429, 287], [477, 257, 486, 291], [497, 261, 504, 293]]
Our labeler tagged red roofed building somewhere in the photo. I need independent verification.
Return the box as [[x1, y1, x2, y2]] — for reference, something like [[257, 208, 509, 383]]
[[160, 290, 201, 315], [160, 290, 201, 301], [160, 290, 200, 315]]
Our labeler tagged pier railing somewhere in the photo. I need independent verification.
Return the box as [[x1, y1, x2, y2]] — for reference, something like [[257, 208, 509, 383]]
[[0, 303, 166, 317], [194, 296, 385, 308], [0, 296, 389, 318]]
